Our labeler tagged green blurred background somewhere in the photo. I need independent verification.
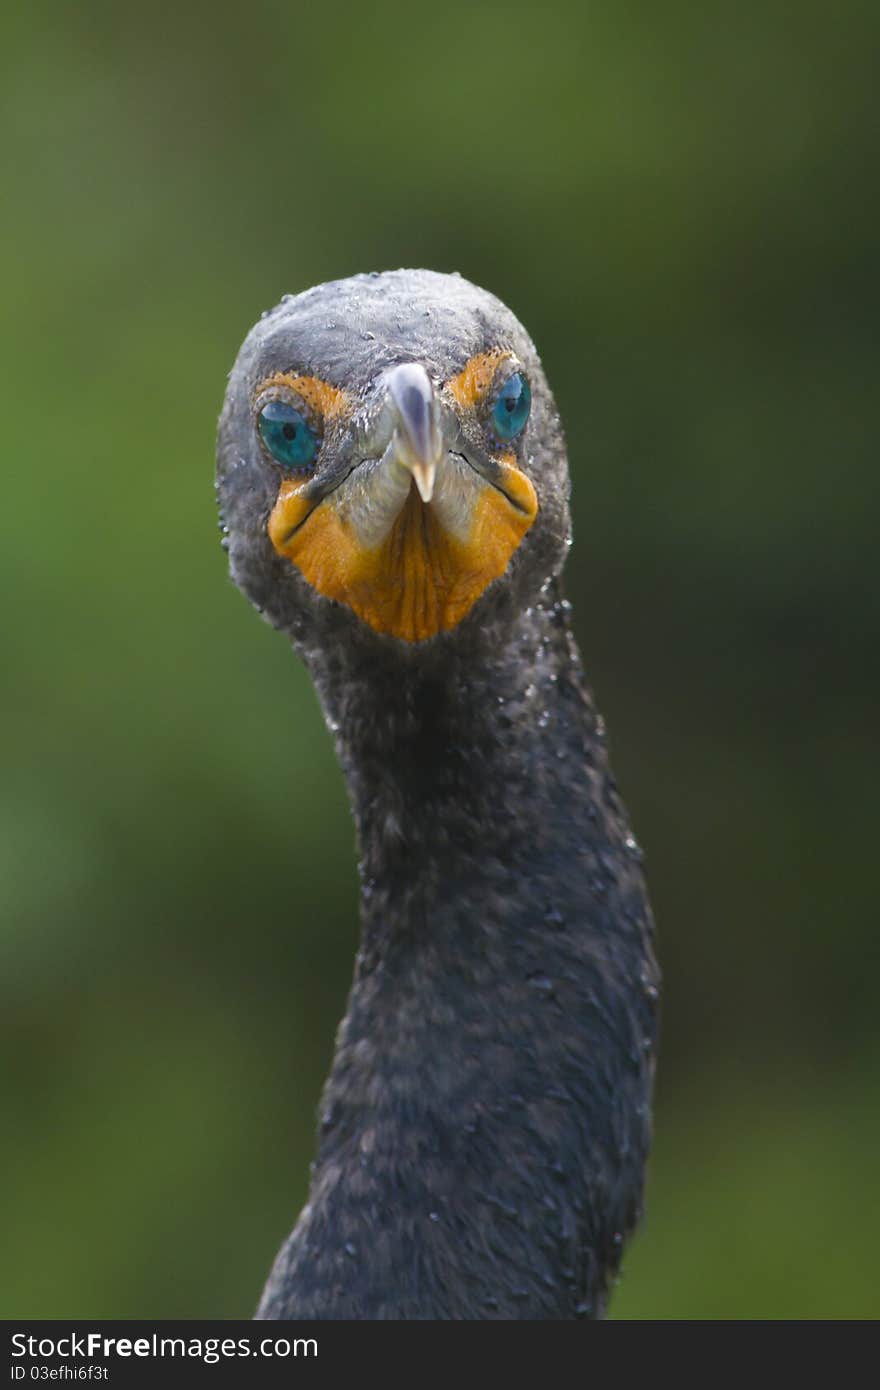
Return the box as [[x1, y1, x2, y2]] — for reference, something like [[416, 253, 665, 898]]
[[2, 0, 878, 1319]]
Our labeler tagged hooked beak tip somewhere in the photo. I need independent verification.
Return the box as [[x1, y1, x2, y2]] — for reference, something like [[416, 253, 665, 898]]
[[407, 457, 437, 504]]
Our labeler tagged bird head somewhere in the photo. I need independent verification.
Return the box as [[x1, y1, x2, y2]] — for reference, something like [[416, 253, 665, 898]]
[[217, 270, 571, 648]]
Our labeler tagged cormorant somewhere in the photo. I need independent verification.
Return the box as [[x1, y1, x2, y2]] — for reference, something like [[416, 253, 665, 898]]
[[216, 269, 659, 1320]]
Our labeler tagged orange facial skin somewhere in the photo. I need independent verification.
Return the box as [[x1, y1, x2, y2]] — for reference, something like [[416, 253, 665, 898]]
[[255, 372, 348, 422], [262, 357, 539, 643], [447, 349, 511, 412], [268, 463, 536, 643]]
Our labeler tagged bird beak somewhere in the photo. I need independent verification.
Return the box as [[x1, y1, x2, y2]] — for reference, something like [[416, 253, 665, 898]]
[[385, 363, 443, 504]]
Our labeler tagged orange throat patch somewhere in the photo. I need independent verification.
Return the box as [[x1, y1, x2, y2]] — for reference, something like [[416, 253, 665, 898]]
[[268, 468, 537, 643]]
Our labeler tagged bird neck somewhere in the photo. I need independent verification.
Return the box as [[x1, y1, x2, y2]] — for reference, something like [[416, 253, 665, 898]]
[[263, 584, 657, 1319], [313, 587, 599, 945]]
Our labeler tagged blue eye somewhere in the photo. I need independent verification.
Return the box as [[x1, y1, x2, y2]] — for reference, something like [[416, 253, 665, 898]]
[[258, 399, 319, 468], [490, 372, 531, 443]]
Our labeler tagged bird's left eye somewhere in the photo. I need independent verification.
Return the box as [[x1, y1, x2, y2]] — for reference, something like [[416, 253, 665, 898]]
[[258, 400, 319, 468], [490, 372, 531, 443]]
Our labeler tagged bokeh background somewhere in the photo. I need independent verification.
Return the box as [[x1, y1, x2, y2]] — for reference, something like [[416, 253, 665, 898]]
[[2, 0, 878, 1319]]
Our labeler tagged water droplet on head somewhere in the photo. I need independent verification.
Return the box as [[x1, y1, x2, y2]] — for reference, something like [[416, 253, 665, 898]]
[[527, 974, 555, 997], [624, 834, 643, 861]]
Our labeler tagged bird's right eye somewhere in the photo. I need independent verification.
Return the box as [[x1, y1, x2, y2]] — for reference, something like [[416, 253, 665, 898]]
[[489, 372, 531, 444], [257, 400, 319, 469]]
